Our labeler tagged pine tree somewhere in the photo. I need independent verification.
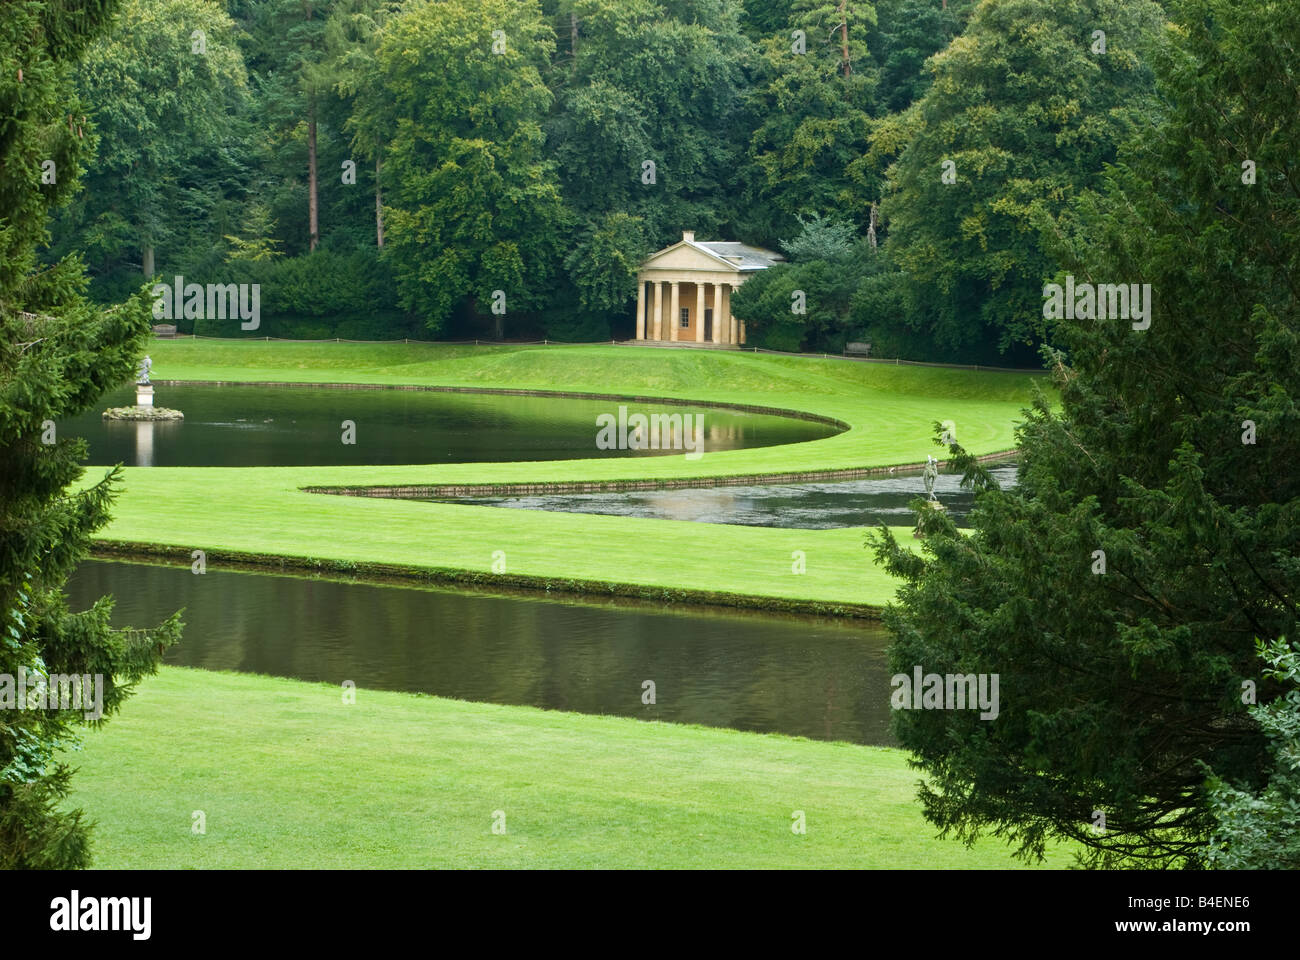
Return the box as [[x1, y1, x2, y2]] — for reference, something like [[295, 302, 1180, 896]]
[[0, 0, 181, 869]]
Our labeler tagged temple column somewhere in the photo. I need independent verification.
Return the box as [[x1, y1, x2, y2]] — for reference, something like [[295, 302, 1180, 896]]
[[727, 285, 737, 344], [635, 279, 646, 340], [669, 281, 680, 342], [719, 283, 734, 344], [652, 280, 663, 340], [695, 282, 705, 343], [712, 283, 723, 344]]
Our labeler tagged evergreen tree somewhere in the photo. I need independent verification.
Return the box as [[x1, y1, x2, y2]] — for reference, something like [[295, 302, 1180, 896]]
[[1204, 639, 1300, 869], [867, 0, 976, 112], [329, 0, 400, 250], [244, 0, 333, 253], [870, 0, 1299, 867], [0, 0, 182, 869]]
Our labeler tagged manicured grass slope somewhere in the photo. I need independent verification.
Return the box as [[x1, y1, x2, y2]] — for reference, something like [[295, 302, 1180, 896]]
[[90, 342, 1042, 608], [69, 667, 1063, 869], [101, 487, 919, 608]]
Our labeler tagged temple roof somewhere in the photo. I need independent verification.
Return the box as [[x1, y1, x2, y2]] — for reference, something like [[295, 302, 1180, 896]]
[[693, 241, 785, 271], [640, 232, 786, 275]]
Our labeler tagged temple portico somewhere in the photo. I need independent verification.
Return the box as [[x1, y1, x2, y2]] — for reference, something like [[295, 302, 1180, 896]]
[[633, 232, 784, 346]]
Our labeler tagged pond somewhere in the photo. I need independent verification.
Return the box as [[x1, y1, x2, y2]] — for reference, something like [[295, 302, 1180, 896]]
[[444, 462, 1021, 529], [68, 559, 896, 746], [65, 384, 840, 467]]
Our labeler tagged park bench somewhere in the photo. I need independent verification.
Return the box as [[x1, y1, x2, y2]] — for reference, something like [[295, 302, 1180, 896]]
[[152, 324, 178, 338], [844, 341, 871, 357]]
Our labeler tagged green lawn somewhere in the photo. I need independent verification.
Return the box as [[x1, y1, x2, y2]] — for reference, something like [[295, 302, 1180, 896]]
[[69, 343, 1057, 869], [67, 667, 1066, 869], [89, 341, 1042, 609]]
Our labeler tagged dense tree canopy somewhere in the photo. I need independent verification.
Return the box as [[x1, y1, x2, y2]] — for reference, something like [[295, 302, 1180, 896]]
[[373, 0, 564, 336], [544, 0, 752, 332], [50, 0, 249, 294], [52, 0, 1160, 354], [741, 0, 876, 243], [866, 0, 976, 113], [879, 0, 1165, 363]]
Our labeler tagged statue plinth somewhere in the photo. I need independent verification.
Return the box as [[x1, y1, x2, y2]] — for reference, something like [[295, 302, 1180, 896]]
[[912, 499, 947, 538], [105, 366, 179, 421]]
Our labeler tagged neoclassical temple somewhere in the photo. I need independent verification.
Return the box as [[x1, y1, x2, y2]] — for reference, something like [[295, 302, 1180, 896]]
[[634, 231, 784, 345]]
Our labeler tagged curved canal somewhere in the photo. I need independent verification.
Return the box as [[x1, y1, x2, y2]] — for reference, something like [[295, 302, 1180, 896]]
[[68, 383, 840, 467]]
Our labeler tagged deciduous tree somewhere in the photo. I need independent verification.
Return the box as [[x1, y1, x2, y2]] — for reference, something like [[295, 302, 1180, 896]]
[[376, 0, 564, 336], [882, 0, 1163, 361]]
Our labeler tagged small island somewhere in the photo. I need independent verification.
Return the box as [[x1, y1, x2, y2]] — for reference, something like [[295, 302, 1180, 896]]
[[102, 405, 184, 421], [102, 355, 184, 421]]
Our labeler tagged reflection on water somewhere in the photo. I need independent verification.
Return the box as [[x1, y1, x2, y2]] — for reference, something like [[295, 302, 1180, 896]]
[[67, 559, 896, 745], [448, 462, 1020, 529], [64, 384, 839, 467]]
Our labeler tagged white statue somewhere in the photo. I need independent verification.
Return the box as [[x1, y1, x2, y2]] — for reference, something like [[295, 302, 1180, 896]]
[[137, 355, 152, 384], [923, 455, 939, 502]]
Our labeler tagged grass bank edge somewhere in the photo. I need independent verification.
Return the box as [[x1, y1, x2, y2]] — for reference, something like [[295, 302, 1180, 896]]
[[90, 539, 893, 619]]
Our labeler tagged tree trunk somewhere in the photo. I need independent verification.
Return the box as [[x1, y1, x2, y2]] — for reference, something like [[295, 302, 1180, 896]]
[[571, 12, 578, 65], [375, 155, 384, 248], [142, 242, 154, 277], [839, 0, 851, 78], [308, 100, 319, 252]]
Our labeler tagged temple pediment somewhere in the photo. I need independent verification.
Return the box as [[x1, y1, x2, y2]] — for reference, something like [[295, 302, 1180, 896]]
[[641, 241, 741, 274]]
